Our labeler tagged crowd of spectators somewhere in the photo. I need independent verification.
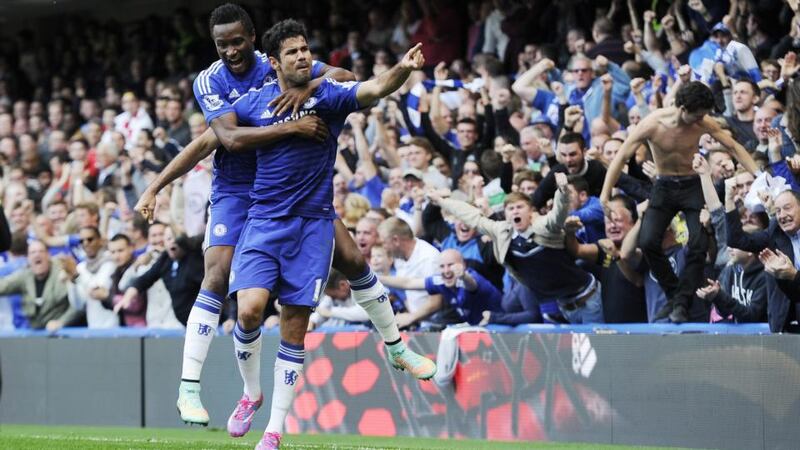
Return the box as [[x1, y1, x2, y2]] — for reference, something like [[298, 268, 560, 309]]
[[1, 0, 799, 333]]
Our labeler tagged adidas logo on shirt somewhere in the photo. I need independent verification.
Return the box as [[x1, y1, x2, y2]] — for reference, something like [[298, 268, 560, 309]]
[[230, 88, 240, 99]]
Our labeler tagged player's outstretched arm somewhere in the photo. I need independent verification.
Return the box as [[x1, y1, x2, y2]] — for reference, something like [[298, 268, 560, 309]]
[[600, 114, 652, 212], [356, 43, 425, 107], [210, 113, 328, 153], [704, 117, 760, 175], [134, 127, 218, 222]]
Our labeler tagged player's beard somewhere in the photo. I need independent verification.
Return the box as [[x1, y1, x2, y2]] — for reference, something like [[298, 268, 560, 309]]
[[285, 70, 311, 89]]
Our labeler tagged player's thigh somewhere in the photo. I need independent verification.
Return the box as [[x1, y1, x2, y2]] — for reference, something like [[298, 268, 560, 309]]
[[279, 218, 334, 309], [638, 204, 679, 251], [331, 218, 367, 279], [229, 218, 282, 298], [204, 190, 249, 250]]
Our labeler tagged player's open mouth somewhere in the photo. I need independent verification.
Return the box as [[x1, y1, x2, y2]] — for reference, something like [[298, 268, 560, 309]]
[[458, 224, 470, 233], [228, 58, 244, 70], [513, 217, 521, 223]]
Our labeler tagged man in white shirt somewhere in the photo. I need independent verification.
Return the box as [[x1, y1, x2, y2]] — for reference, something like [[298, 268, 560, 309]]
[[308, 269, 370, 330], [377, 217, 440, 315], [61, 226, 118, 328], [407, 138, 450, 190], [114, 92, 154, 150]]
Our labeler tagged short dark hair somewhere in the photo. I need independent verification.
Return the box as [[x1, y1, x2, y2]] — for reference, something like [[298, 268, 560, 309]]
[[513, 169, 542, 186], [593, 17, 614, 36], [780, 189, 800, 205], [762, 59, 780, 69], [602, 137, 624, 150], [457, 118, 478, 129], [569, 176, 590, 194], [408, 137, 434, 155], [610, 193, 638, 222], [69, 137, 89, 148], [368, 208, 390, 220], [48, 200, 67, 210], [166, 97, 184, 109], [209, 3, 254, 36], [75, 202, 99, 216], [262, 19, 308, 61], [559, 132, 586, 150], [9, 231, 28, 256], [325, 269, 348, 290], [131, 213, 149, 237], [79, 226, 101, 239], [110, 233, 132, 245], [734, 79, 761, 98], [504, 192, 533, 208], [675, 81, 715, 113], [480, 150, 503, 179], [174, 233, 202, 254]]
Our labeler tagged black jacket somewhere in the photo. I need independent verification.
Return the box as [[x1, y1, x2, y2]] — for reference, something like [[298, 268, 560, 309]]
[[420, 111, 492, 186], [130, 251, 204, 325], [712, 261, 770, 324], [532, 159, 606, 209], [0, 208, 10, 252], [725, 210, 800, 332]]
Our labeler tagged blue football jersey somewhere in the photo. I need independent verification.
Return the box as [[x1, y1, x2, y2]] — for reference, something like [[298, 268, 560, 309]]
[[193, 51, 323, 192], [233, 78, 363, 219]]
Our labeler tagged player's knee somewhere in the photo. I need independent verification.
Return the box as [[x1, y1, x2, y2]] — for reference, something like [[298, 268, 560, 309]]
[[237, 304, 263, 330], [201, 268, 229, 297], [237, 310, 262, 330], [203, 246, 233, 296], [202, 254, 232, 295]]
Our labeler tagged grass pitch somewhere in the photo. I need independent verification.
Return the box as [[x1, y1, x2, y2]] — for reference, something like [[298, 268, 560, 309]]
[[0, 424, 689, 449]]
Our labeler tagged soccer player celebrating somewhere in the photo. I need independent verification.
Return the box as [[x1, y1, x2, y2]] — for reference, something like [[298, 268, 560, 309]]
[[134, 4, 434, 427], [226, 20, 426, 450]]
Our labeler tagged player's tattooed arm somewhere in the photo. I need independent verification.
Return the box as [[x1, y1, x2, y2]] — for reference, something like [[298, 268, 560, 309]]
[[209, 113, 328, 154], [356, 43, 425, 107], [269, 63, 356, 116]]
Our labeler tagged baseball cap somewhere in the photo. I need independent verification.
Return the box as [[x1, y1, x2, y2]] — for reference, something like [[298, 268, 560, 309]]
[[402, 168, 424, 180], [710, 22, 732, 36], [530, 113, 557, 134]]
